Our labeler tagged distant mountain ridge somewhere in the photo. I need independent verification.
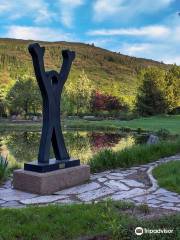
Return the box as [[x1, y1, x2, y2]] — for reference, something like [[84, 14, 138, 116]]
[[0, 38, 170, 106]]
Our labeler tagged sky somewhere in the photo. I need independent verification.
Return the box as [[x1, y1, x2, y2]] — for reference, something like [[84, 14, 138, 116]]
[[0, 0, 180, 64]]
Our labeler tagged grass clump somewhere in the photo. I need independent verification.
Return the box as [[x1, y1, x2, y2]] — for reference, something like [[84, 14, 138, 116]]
[[0, 155, 9, 183], [89, 139, 180, 172], [0, 201, 180, 240], [153, 160, 180, 194], [137, 203, 150, 215]]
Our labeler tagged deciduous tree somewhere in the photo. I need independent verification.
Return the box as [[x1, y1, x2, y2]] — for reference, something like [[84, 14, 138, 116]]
[[6, 75, 41, 116]]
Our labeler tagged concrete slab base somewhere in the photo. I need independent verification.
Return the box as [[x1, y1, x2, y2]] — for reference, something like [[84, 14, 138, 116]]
[[13, 165, 90, 195]]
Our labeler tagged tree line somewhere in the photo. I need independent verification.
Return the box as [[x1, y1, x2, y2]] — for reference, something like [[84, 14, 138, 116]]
[[0, 66, 179, 118]]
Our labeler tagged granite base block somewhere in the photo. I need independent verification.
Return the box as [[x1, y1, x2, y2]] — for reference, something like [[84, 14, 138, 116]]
[[13, 165, 90, 195]]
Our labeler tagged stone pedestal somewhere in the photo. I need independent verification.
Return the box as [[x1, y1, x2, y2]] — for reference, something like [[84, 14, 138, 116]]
[[13, 165, 90, 195]]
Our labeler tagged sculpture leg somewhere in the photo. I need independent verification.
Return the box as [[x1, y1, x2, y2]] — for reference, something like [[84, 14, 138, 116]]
[[52, 123, 70, 161], [38, 124, 52, 163]]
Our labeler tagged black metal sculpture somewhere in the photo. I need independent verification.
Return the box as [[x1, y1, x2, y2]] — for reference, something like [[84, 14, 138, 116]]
[[24, 43, 80, 172]]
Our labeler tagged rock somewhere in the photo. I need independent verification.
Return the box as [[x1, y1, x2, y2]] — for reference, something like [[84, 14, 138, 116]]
[[110, 172, 134, 177], [78, 187, 114, 202], [133, 195, 155, 202], [158, 196, 180, 203], [55, 182, 100, 195], [120, 179, 144, 188], [147, 203, 158, 208], [104, 180, 129, 191], [0, 200, 6, 204], [159, 202, 174, 207], [20, 195, 67, 205], [106, 175, 124, 180], [2, 180, 12, 188], [11, 115, 16, 120], [153, 188, 178, 196], [0, 189, 37, 201], [147, 199, 162, 204], [111, 188, 146, 200], [97, 178, 107, 182], [90, 173, 105, 180], [147, 134, 159, 145], [1, 201, 23, 208], [32, 116, 38, 121], [55, 198, 80, 204]]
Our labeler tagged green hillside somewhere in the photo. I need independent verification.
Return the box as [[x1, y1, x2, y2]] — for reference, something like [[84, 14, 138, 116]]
[[0, 38, 169, 106]]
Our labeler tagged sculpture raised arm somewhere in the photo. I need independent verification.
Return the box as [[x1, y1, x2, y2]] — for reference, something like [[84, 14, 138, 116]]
[[59, 50, 75, 82], [28, 43, 51, 96]]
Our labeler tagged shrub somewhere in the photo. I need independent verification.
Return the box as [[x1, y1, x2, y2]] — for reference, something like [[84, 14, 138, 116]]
[[156, 128, 170, 139], [0, 155, 8, 183], [91, 91, 128, 113]]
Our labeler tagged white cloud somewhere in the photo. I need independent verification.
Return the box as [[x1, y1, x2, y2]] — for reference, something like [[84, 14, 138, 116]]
[[5, 25, 73, 41], [120, 43, 152, 55], [58, 0, 84, 27], [93, 0, 124, 21], [0, 0, 53, 24], [59, 0, 84, 7], [0, 1, 12, 13], [117, 27, 180, 64], [164, 56, 180, 64], [87, 25, 170, 38], [93, 0, 125, 21], [93, 0, 175, 21], [87, 13, 180, 65], [0, 0, 85, 27]]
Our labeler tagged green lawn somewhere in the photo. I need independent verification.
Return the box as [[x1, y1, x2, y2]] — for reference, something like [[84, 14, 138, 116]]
[[66, 115, 180, 134], [0, 115, 180, 134], [0, 201, 180, 240], [0, 121, 41, 132], [153, 161, 180, 194]]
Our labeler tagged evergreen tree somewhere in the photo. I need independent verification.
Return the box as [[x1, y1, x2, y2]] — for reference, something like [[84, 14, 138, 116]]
[[0, 87, 7, 117], [164, 65, 180, 111], [136, 67, 167, 116]]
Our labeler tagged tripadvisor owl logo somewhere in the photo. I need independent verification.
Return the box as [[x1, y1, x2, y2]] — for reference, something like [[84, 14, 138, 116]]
[[135, 227, 173, 235], [135, 227, 144, 236]]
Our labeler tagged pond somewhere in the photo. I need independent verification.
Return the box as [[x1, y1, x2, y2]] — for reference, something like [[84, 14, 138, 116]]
[[0, 130, 148, 167]]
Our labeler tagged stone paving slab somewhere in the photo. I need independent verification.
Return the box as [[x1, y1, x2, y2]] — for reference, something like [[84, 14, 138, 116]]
[[98, 177, 107, 182], [1, 201, 23, 208], [104, 180, 130, 191], [111, 188, 146, 200], [78, 187, 115, 202], [120, 179, 145, 188], [0, 189, 37, 201], [20, 195, 68, 205], [55, 182, 100, 195], [0, 154, 180, 211]]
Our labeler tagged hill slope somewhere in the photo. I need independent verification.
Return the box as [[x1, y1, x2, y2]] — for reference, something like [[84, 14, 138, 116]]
[[0, 38, 169, 106]]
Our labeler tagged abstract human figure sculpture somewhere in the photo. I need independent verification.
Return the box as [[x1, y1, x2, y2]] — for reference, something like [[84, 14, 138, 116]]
[[24, 43, 80, 172]]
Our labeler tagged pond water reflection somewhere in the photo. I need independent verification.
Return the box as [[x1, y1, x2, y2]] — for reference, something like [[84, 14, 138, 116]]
[[0, 130, 148, 166]]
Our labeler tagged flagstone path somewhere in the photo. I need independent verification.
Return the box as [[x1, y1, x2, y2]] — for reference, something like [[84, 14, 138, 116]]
[[0, 155, 180, 211]]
